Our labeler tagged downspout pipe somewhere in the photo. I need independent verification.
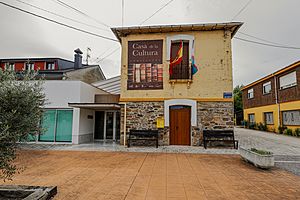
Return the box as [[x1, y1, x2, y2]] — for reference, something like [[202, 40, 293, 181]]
[[273, 74, 281, 129]]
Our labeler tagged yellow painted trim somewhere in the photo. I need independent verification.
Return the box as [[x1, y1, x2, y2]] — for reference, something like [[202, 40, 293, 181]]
[[119, 97, 233, 102], [242, 61, 300, 90]]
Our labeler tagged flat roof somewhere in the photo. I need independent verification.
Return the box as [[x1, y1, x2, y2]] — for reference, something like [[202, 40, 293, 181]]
[[241, 60, 300, 90], [111, 22, 243, 42], [68, 103, 120, 110]]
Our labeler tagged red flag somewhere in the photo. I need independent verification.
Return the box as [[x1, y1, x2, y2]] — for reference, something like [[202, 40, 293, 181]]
[[169, 41, 183, 75]]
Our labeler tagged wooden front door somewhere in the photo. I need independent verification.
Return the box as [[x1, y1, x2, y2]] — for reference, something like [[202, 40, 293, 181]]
[[169, 106, 191, 145]]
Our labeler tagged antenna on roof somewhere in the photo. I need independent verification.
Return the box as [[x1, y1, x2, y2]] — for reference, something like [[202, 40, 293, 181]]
[[86, 47, 91, 65]]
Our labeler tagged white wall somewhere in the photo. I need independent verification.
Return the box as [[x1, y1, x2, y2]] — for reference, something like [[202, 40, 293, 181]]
[[43, 80, 105, 144]]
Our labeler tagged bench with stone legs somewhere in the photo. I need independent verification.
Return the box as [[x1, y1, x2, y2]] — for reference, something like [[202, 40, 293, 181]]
[[127, 129, 159, 148], [203, 129, 238, 149]]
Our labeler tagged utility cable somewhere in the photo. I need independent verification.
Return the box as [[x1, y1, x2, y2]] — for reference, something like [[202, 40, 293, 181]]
[[231, 0, 253, 20], [234, 37, 300, 50], [139, 0, 175, 25], [51, 0, 110, 28], [0, 2, 118, 42], [15, 0, 110, 32]]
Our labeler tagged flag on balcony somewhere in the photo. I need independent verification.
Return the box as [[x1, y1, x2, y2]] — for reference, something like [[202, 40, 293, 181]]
[[191, 55, 198, 75], [169, 40, 183, 75]]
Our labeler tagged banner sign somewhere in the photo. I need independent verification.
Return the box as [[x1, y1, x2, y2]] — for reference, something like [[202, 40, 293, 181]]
[[127, 40, 163, 90]]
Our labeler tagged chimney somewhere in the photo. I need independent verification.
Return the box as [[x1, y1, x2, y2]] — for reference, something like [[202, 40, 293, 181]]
[[74, 48, 83, 69]]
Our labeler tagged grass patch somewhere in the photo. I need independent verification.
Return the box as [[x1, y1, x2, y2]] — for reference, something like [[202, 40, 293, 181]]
[[250, 148, 272, 155]]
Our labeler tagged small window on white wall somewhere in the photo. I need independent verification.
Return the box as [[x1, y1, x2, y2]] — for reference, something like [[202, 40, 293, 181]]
[[247, 88, 254, 99], [263, 81, 271, 94], [279, 71, 297, 89]]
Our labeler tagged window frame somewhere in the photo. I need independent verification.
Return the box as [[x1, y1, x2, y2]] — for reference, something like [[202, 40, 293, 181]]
[[264, 112, 274, 125], [248, 114, 255, 124], [45, 62, 55, 70], [5, 62, 15, 70], [279, 71, 297, 90], [282, 110, 300, 126], [169, 40, 191, 81], [262, 81, 272, 94], [24, 62, 34, 71], [247, 88, 254, 99]]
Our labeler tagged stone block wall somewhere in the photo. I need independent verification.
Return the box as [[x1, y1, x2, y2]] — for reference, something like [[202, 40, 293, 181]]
[[120, 101, 234, 146]]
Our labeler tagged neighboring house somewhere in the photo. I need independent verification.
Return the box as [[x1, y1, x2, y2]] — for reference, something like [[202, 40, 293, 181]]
[[0, 49, 106, 84], [242, 60, 300, 132], [112, 22, 243, 146], [37, 80, 111, 144]]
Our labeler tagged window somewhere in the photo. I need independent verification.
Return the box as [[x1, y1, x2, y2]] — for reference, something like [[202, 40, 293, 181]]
[[39, 109, 73, 142], [248, 114, 255, 124], [247, 88, 254, 99], [282, 110, 300, 126], [263, 81, 271, 94], [4, 62, 15, 70], [279, 71, 297, 89], [46, 62, 55, 70], [24, 63, 34, 71], [264, 112, 274, 125], [169, 41, 190, 80]]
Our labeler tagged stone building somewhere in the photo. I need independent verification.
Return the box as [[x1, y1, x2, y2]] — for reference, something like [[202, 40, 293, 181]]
[[111, 22, 243, 146]]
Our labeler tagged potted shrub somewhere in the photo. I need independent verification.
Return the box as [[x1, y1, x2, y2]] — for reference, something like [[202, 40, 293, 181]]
[[239, 147, 274, 169]]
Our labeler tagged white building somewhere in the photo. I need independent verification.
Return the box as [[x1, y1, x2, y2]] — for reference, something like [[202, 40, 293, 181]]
[[35, 79, 121, 144]]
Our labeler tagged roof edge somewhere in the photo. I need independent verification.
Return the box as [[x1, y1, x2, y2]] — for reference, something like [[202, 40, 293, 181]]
[[241, 60, 300, 91], [111, 22, 243, 42]]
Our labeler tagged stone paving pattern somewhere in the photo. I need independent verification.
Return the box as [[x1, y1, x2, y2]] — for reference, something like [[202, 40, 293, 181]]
[[4, 150, 300, 200], [235, 127, 300, 155]]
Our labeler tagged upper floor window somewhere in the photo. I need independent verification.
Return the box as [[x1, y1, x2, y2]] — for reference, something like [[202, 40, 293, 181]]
[[263, 81, 271, 94], [169, 41, 190, 80], [282, 110, 300, 126], [46, 62, 55, 70], [24, 63, 34, 71], [247, 88, 254, 99], [4, 62, 15, 70], [279, 71, 297, 89]]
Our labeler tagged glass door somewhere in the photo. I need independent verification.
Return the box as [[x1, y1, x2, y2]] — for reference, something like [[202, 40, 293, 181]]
[[105, 112, 114, 139]]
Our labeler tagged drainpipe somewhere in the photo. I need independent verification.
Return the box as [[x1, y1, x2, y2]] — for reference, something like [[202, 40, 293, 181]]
[[274, 74, 281, 130]]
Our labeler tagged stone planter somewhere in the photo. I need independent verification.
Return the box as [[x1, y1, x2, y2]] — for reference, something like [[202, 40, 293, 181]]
[[239, 146, 274, 169]]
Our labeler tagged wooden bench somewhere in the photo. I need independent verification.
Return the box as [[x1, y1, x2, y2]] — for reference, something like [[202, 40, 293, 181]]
[[203, 129, 238, 149], [127, 129, 159, 148]]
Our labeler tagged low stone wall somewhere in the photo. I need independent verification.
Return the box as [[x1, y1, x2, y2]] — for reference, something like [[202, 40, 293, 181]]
[[120, 101, 234, 146]]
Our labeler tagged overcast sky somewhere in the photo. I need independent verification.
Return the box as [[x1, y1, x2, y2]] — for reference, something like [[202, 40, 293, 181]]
[[1, 0, 299, 86]]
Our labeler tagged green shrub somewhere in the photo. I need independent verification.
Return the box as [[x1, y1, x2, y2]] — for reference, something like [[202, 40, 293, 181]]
[[284, 128, 293, 136], [278, 126, 287, 134], [249, 123, 256, 130], [257, 122, 268, 131], [295, 128, 300, 137], [250, 148, 272, 155], [242, 120, 248, 128]]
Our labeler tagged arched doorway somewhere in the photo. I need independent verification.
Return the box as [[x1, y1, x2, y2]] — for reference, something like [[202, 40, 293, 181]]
[[169, 105, 191, 145]]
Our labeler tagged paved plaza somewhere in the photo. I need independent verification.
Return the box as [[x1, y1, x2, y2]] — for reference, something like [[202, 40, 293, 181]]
[[4, 150, 300, 200], [19, 127, 300, 156]]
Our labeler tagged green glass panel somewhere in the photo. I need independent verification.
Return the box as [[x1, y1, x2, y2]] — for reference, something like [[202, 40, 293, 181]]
[[27, 134, 36, 142], [55, 110, 73, 142], [39, 110, 56, 142]]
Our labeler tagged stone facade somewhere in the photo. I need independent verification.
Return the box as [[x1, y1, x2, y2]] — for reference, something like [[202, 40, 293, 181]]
[[120, 101, 234, 146]]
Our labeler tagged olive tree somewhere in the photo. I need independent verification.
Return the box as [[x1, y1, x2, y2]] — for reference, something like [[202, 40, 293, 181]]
[[0, 70, 45, 180]]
